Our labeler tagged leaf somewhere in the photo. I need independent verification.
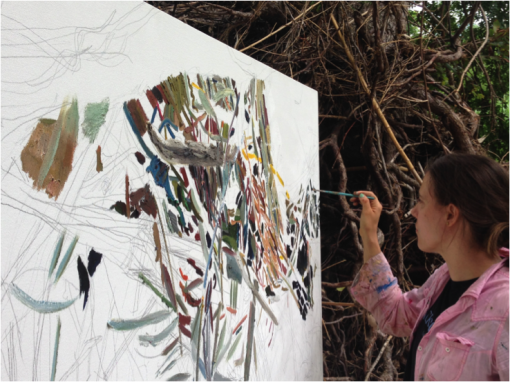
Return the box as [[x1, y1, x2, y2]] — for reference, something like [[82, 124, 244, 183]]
[[139, 317, 178, 346], [107, 310, 171, 331], [54, 235, 79, 283], [10, 283, 77, 314], [50, 317, 61, 381], [48, 231, 65, 278], [162, 265, 177, 309], [226, 329, 243, 361], [167, 373, 191, 381], [198, 90, 217, 119], [213, 88, 235, 103], [494, 19, 501, 34]]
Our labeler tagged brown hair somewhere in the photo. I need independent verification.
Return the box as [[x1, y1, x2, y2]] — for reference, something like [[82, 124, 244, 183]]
[[427, 153, 509, 258]]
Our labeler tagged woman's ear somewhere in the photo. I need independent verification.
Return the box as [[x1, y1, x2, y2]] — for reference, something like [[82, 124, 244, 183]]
[[446, 203, 460, 227]]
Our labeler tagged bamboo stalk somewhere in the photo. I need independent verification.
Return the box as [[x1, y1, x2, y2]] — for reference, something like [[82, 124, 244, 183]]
[[330, 15, 423, 185]]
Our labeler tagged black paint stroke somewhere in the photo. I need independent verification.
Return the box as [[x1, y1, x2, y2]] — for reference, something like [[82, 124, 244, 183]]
[[87, 249, 103, 277], [77, 256, 90, 310]]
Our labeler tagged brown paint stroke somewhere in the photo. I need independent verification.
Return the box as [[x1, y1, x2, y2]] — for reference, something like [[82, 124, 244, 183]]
[[129, 184, 158, 219], [96, 146, 103, 172], [20, 98, 79, 199], [152, 222, 162, 262], [125, 174, 130, 219]]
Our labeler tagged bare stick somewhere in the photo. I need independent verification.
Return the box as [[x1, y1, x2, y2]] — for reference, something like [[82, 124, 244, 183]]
[[239, 2, 323, 52], [330, 15, 422, 184], [455, 4, 489, 93], [364, 335, 393, 381]]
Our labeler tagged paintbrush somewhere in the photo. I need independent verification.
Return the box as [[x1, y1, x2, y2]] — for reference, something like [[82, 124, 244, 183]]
[[312, 187, 375, 200]]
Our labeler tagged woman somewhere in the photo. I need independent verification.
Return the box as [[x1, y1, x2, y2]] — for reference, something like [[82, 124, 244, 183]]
[[349, 153, 509, 381]]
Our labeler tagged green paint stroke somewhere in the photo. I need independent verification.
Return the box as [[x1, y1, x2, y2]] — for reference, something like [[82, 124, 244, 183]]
[[54, 235, 79, 283], [49, 231, 66, 278], [50, 317, 61, 381], [38, 98, 79, 188], [82, 98, 109, 143]]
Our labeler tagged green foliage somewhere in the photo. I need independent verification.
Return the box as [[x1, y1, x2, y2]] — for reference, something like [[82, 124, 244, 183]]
[[408, 1, 509, 161]]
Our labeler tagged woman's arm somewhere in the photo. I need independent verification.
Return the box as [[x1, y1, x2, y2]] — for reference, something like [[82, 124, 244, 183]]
[[348, 191, 441, 337]]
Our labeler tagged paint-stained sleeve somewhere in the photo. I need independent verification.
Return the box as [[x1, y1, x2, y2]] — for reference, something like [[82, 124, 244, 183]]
[[494, 313, 509, 381], [349, 252, 439, 337]]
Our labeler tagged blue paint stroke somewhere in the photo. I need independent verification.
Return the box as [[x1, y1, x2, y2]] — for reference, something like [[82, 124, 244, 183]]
[[146, 156, 177, 205], [151, 106, 158, 124], [10, 284, 77, 314], [158, 118, 176, 139], [375, 278, 397, 293]]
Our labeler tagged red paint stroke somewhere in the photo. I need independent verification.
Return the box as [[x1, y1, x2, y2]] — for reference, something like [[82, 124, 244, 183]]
[[222, 247, 236, 257], [187, 278, 203, 291], [205, 117, 219, 135], [179, 280, 201, 307], [179, 268, 188, 281], [157, 85, 169, 104], [220, 313, 226, 320], [183, 112, 206, 134], [146, 90, 158, 109], [187, 258, 204, 277], [232, 314, 248, 334], [179, 168, 189, 188], [179, 313, 191, 326], [194, 233, 200, 241], [162, 338, 179, 356], [226, 307, 237, 315], [126, 99, 148, 136], [179, 323, 192, 338]]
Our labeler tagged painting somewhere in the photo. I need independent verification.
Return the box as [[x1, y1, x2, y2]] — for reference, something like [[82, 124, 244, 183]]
[[1, 3, 321, 380]]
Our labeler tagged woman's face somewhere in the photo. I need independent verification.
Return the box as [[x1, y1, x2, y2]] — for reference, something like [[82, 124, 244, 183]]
[[411, 173, 448, 253]]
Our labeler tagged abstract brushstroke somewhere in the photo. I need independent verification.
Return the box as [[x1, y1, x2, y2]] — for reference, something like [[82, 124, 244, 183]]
[[153, 222, 162, 262], [107, 310, 171, 331], [96, 146, 103, 172], [10, 284, 77, 313], [130, 184, 158, 219], [54, 235, 79, 283], [50, 317, 61, 381], [81, 98, 109, 143], [139, 273, 176, 311], [167, 373, 191, 381], [87, 249, 102, 276], [48, 231, 65, 278], [20, 98, 79, 199], [135, 151, 146, 164], [244, 301, 255, 380], [139, 317, 178, 347], [77, 256, 90, 309]]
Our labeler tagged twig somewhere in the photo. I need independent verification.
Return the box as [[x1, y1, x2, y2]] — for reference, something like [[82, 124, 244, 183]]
[[239, 2, 323, 52], [454, 5, 489, 94], [330, 14, 423, 185], [325, 313, 362, 325], [364, 335, 393, 381]]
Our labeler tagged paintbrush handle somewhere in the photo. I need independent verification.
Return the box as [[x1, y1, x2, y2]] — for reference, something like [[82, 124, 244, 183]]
[[314, 188, 375, 200]]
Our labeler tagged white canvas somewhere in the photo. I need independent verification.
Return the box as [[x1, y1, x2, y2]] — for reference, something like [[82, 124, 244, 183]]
[[1, 2, 321, 380]]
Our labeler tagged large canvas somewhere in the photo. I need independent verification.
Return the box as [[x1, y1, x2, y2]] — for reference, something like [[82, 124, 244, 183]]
[[1, 3, 321, 380]]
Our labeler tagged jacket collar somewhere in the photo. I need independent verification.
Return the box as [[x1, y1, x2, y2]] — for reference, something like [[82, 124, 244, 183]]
[[451, 247, 509, 300]]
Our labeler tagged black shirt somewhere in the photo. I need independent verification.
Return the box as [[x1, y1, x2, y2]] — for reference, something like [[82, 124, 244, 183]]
[[403, 277, 478, 381]]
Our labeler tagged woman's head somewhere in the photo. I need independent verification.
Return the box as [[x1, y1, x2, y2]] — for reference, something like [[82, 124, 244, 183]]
[[412, 153, 509, 258]]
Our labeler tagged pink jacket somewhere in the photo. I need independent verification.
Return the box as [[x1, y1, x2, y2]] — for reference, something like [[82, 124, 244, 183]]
[[350, 248, 509, 381]]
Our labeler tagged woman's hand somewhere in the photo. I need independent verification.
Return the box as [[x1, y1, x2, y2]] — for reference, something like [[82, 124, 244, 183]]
[[350, 191, 383, 262]]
